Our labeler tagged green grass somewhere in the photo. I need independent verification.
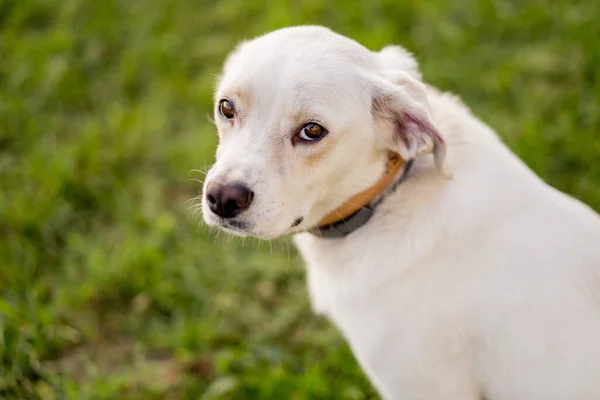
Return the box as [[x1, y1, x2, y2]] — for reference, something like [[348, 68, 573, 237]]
[[1, 0, 599, 398]]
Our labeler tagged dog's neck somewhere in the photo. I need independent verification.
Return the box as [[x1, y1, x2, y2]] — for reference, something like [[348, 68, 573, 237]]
[[309, 152, 412, 238]]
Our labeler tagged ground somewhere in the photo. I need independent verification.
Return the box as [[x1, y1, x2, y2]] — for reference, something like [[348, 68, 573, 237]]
[[1, 0, 599, 399]]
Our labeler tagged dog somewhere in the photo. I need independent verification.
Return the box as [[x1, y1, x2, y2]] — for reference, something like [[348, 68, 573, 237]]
[[201, 25, 600, 399]]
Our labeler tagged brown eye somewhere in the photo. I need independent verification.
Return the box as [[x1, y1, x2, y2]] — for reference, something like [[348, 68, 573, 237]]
[[298, 123, 327, 142], [218, 99, 235, 119]]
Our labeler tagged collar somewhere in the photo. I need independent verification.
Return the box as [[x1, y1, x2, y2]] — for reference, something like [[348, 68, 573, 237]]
[[308, 152, 414, 239]]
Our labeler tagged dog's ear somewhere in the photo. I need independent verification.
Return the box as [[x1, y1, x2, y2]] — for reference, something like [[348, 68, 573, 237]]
[[370, 50, 450, 178], [378, 45, 422, 81]]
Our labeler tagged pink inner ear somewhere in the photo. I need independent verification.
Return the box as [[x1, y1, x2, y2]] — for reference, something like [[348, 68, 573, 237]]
[[397, 112, 429, 153], [371, 91, 447, 173], [403, 111, 444, 147], [403, 111, 448, 175]]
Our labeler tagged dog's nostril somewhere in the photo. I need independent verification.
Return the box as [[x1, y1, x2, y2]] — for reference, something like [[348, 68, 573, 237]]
[[246, 190, 254, 207], [238, 188, 254, 209], [223, 199, 237, 216], [207, 194, 217, 205]]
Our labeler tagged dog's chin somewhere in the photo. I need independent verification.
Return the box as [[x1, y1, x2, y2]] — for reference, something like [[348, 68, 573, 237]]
[[213, 219, 253, 237], [219, 226, 250, 237], [215, 220, 299, 240], [203, 207, 307, 240], [204, 218, 272, 239]]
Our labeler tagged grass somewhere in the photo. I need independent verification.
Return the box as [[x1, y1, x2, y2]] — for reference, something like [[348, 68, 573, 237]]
[[1, 0, 599, 398]]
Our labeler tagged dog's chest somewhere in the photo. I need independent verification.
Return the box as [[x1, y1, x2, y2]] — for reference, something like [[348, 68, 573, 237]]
[[293, 231, 422, 331], [293, 232, 475, 399], [296, 234, 379, 312]]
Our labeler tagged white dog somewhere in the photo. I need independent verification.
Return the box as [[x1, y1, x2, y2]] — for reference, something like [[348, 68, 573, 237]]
[[202, 25, 600, 399]]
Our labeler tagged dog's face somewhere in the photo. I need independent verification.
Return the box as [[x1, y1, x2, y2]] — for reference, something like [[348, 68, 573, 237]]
[[202, 26, 446, 239]]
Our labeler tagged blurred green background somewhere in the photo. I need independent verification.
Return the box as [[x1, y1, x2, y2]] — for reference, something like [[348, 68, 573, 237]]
[[1, 0, 599, 398]]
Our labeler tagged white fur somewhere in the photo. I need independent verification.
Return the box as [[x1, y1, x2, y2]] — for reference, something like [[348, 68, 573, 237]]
[[203, 26, 600, 399]]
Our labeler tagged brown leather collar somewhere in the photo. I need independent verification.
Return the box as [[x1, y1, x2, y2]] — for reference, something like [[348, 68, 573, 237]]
[[309, 152, 412, 238]]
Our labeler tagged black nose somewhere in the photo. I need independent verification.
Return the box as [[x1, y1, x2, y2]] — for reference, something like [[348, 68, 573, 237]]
[[206, 181, 254, 218]]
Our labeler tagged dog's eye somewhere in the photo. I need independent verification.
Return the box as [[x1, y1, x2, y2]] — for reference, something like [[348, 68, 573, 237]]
[[218, 99, 235, 119], [298, 123, 327, 142]]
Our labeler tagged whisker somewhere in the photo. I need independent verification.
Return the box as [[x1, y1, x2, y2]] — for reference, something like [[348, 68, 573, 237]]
[[192, 207, 203, 219], [188, 169, 208, 177], [341, 200, 374, 214], [333, 209, 353, 231], [314, 225, 322, 237], [206, 114, 216, 125], [190, 205, 202, 216], [183, 195, 203, 207]]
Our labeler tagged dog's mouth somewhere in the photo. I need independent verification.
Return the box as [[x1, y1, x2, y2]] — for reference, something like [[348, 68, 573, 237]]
[[291, 217, 304, 227], [218, 218, 252, 234], [212, 218, 254, 236], [213, 216, 307, 239]]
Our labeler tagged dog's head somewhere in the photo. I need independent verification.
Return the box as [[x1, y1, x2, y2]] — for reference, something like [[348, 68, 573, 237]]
[[202, 26, 447, 239]]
